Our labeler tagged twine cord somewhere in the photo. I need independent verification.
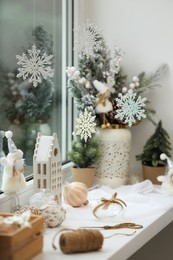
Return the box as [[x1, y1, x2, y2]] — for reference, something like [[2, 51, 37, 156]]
[[103, 223, 143, 230], [104, 230, 136, 239]]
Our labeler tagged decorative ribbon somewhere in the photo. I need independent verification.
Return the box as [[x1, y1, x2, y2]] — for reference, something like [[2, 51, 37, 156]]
[[93, 192, 127, 218]]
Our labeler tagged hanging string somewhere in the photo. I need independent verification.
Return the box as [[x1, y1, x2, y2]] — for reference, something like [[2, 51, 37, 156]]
[[32, 0, 36, 45], [33, 0, 36, 32]]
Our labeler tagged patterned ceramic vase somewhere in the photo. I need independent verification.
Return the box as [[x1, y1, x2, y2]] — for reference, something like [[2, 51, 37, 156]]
[[94, 128, 132, 188]]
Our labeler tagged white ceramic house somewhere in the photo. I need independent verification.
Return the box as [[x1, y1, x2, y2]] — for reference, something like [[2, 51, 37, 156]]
[[33, 133, 62, 204]]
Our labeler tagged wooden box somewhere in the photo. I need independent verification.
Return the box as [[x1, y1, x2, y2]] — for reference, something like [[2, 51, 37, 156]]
[[0, 213, 44, 260]]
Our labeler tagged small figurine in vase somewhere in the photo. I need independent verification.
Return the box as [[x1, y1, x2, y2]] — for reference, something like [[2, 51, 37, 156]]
[[93, 80, 113, 128]]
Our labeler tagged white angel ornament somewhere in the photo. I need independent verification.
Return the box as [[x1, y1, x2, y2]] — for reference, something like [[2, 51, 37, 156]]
[[0, 131, 26, 194], [157, 153, 173, 195], [93, 80, 113, 127]]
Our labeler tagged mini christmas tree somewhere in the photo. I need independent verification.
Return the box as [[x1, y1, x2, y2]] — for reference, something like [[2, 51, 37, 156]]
[[68, 137, 100, 168], [68, 109, 100, 168], [136, 120, 172, 167]]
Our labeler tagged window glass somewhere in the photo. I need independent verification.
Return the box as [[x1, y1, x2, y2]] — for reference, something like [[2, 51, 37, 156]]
[[0, 0, 73, 190]]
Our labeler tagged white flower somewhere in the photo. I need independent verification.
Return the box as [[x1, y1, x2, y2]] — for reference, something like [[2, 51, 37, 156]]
[[74, 109, 96, 142], [85, 81, 91, 89], [66, 66, 76, 77], [107, 76, 115, 89], [78, 77, 87, 84], [115, 89, 147, 127], [16, 45, 54, 88], [132, 76, 139, 82], [73, 70, 80, 78]]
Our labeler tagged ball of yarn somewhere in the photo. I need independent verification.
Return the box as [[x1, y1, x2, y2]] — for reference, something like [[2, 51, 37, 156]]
[[40, 197, 66, 228], [59, 229, 103, 254]]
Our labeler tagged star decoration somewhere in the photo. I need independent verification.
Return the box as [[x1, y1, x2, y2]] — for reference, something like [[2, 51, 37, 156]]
[[74, 20, 102, 58], [16, 45, 54, 87], [115, 89, 147, 127], [74, 109, 96, 142]]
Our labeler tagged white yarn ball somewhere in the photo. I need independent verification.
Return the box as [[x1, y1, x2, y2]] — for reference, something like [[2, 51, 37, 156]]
[[5, 131, 13, 139]]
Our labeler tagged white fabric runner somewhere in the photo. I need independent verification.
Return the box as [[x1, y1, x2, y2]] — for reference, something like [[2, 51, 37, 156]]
[[86, 180, 173, 222]]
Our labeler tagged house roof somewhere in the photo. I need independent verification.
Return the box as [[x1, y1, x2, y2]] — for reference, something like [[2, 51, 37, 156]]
[[36, 135, 55, 161]]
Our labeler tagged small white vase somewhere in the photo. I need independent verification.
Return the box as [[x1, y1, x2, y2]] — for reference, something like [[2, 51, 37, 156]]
[[94, 128, 132, 188]]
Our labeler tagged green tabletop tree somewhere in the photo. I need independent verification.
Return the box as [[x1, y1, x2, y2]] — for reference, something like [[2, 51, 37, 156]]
[[136, 120, 172, 167]]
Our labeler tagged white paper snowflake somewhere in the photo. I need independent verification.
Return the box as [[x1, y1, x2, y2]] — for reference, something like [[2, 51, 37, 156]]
[[74, 21, 102, 58], [115, 89, 147, 127], [74, 109, 96, 142], [16, 45, 54, 87]]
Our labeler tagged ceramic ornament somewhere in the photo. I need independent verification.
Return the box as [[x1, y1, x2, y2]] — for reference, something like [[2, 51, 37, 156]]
[[63, 182, 88, 207], [0, 131, 26, 194], [29, 189, 54, 209]]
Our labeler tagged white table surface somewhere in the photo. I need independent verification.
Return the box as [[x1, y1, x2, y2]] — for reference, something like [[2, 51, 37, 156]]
[[33, 182, 173, 260]]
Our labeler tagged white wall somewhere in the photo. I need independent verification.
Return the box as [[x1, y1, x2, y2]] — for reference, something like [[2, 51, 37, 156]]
[[82, 0, 173, 175]]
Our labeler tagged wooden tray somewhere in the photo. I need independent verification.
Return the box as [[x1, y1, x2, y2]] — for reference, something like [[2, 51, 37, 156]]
[[0, 213, 44, 260]]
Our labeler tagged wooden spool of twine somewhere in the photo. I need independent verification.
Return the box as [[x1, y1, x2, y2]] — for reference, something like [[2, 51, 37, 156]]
[[53, 229, 103, 254]]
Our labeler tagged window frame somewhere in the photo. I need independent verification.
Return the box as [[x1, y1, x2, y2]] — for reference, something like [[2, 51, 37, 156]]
[[0, 0, 74, 203]]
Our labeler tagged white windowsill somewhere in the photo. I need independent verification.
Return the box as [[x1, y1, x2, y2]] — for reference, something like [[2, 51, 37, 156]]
[[32, 184, 173, 260], [0, 162, 73, 212]]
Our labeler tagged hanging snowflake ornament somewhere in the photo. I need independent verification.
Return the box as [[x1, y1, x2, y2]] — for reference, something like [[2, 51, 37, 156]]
[[74, 20, 103, 58], [74, 109, 96, 142], [115, 89, 147, 127], [16, 44, 54, 87]]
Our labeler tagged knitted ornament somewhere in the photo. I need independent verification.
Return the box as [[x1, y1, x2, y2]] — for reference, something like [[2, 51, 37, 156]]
[[40, 196, 66, 228]]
